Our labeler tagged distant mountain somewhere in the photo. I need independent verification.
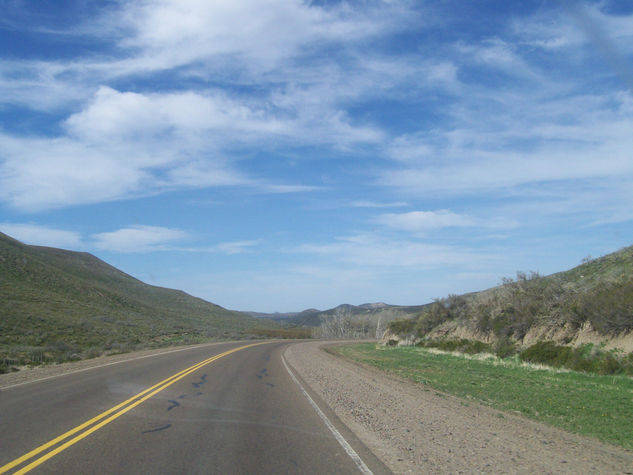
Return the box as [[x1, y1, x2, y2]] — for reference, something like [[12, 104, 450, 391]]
[[251, 302, 429, 327], [0, 232, 267, 370], [358, 302, 390, 309], [245, 308, 320, 320]]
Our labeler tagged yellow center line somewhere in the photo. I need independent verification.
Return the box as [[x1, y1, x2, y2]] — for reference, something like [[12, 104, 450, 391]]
[[2, 352, 218, 473], [1, 342, 270, 475]]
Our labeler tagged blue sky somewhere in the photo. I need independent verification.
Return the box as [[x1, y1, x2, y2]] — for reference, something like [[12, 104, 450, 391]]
[[1, 0, 633, 312]]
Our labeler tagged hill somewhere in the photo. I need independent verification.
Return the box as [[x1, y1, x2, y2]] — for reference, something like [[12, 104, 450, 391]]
[[0, 232, 268, 371], [385, 245, 633, 351], [250, 302, 429, 328]]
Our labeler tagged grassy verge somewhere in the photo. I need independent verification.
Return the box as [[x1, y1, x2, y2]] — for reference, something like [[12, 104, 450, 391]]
[[334, 343, 633, 450]]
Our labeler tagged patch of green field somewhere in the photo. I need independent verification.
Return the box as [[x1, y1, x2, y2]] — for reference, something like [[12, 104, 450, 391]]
[[334, 343, 633, 450]]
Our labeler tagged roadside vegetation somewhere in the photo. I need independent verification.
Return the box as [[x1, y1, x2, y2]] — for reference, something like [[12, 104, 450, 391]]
[[409, 338, 633, 375], [335, 343, 633, 450], [386, 245, 633, 352]]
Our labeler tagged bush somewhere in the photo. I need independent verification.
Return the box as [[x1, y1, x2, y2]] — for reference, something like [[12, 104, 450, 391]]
[[520, 341, 571, 367], [417, 338, 492, 354], [388, 318, 416, 335], [519, 341, 633, 375], [494, 337, 518, 358]]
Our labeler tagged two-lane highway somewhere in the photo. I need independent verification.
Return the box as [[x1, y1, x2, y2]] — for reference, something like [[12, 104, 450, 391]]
[[1, 341, 388, 474]]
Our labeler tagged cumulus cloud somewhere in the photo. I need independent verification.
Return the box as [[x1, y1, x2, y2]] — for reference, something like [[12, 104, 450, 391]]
[[0, 86, 305, 211], [0, 1, 420, 211], [0, 133, 149, 211], [64, 86, 288, 142]]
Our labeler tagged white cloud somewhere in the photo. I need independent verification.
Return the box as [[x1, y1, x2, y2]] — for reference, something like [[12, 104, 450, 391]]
[[214, 240, 259, 255], [0, 0, 422, 212], [460, 38, 534, 76], [382, 148, 633, 196], [92, 226, 188, 253], [117, 0, 409, 73], [0, 86, 310, 211], [374, 210, 476, 232], [0, 133, 150, 211], [64, 86, 289, 143], [295, 233, 487, 268], [0, 221, 263, 256], [0, 60, 90, 111], [382, 84, 633, 222], [0, 223, 84, 249], [350, 200, 408, 209], [517, 3, 633, 54]]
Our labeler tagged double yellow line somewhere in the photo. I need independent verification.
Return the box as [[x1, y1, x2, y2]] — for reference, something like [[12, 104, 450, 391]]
[[1, 342, 269, 474]]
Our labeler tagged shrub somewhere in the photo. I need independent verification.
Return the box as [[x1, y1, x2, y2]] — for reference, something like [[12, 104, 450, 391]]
[[519, 341, 633, 375], [519, 341, 571, 367], [388, 318, 416, 335], [416, 338, 492, 354], [494, 337, 518, 358]]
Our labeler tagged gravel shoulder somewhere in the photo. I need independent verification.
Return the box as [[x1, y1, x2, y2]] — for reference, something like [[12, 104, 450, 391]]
[[285, 340, 633, 474]]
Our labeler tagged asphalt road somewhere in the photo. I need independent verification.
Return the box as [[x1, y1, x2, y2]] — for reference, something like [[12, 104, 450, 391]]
[[0, 341, 389, 474]]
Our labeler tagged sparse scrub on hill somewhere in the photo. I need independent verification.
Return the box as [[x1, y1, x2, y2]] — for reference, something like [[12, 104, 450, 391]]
[[387, 248, 633, 360], [571, 279, 633, 333], [0, 232, 277, 371]]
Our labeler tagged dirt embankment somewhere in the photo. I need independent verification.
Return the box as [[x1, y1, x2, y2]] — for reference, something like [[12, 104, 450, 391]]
[[382, 320, 633, 353], [285, 340, 633, 474]]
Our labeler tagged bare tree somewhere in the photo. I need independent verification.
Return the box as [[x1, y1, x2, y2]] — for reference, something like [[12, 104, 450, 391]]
[[319, 307, 374, 339]]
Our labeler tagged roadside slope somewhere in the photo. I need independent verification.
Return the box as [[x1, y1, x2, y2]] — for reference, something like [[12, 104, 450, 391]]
[[384, 244, 633, 351]]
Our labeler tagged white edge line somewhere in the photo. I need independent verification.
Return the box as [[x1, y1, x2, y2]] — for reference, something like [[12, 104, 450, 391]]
[[281, 349, 373, 475], [0, 341, 228, 391]]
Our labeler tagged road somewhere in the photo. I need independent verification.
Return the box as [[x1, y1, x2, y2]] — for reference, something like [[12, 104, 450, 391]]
[[0, 341, 389, 474]]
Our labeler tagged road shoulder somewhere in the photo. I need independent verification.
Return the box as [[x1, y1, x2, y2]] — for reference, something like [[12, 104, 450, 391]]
[[285, 340, 633, 474]]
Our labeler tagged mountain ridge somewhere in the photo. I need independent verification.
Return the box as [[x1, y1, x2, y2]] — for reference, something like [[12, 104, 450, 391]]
[[249, 302, 430, 327]]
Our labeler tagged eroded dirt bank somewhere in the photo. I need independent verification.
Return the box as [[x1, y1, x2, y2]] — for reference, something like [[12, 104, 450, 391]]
[[285, 340, 633, 474]]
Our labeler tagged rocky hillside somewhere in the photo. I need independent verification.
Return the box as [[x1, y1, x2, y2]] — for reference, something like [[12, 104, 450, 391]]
[[384, 245, 633, 351]]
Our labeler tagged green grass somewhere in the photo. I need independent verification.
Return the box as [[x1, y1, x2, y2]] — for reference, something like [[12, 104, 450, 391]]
[[334, 343, 633, 450]]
